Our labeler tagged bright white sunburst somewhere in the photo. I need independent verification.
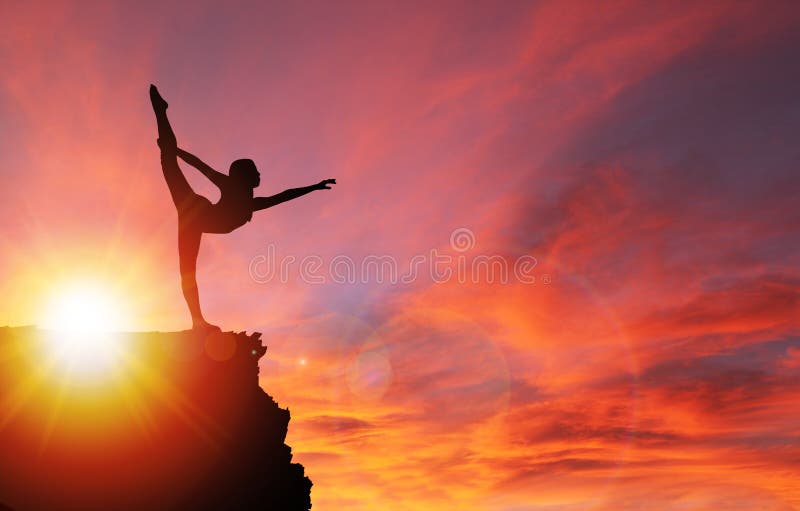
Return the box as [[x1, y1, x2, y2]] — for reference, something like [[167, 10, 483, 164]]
[[40, 282, 131, 380]]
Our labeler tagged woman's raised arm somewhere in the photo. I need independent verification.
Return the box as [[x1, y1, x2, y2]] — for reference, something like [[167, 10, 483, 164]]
[[175, 148, 229, 189]]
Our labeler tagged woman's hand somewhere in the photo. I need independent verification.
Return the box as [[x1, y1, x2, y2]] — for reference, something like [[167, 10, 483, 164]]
[[315, 179, 337, 190]]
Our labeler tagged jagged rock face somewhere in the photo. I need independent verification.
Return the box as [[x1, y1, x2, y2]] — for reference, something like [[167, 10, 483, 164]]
[[0, 327, 311, 511]]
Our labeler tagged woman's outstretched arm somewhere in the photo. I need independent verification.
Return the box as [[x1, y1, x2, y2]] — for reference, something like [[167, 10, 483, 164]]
[[253, 179, 336, 211], [175, 148, 229, 189]]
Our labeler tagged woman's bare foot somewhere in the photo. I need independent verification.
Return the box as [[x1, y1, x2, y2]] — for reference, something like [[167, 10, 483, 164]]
[[149, 84, 168, 111]]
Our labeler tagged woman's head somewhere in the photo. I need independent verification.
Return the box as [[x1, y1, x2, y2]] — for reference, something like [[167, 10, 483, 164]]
[[229, 158, 261, 188]]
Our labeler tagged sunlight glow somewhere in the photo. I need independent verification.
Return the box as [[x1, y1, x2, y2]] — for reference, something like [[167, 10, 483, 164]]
[[42, 282, 127, 334], [40, 282, 132, 381]]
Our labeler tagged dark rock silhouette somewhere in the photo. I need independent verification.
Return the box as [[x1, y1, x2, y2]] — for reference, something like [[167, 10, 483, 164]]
[[0, 327, 311, 511]]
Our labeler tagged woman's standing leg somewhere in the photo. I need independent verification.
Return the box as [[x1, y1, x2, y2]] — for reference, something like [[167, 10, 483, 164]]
[[178, 225, 216, 330]]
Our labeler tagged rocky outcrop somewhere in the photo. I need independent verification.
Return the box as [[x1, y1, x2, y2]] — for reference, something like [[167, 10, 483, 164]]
[[0, 327, 311, 510]]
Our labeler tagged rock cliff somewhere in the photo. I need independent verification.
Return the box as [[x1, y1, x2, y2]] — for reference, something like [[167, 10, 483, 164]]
[[0, 327, 311, 510]]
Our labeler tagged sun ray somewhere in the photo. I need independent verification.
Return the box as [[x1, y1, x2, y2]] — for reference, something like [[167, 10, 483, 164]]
[[0, 335, 65, 429], [37, 361, 76, 455]]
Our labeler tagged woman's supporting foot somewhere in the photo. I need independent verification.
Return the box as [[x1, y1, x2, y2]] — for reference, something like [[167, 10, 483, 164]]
[[149, 84, 168, 111]]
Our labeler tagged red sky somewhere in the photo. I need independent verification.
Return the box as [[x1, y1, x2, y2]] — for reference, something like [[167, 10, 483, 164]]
[[2, 1, 800, 509]]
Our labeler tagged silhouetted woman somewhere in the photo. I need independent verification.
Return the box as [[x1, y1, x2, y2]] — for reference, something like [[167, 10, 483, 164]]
[[149, 85, 336, 331]]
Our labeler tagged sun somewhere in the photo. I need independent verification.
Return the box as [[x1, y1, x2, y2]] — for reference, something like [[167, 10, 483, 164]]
[[42, 282, 128, 334], [40, 281, 133, 381]]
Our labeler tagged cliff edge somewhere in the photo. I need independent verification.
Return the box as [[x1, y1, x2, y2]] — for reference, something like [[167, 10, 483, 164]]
[[0, 327, 312, 510]]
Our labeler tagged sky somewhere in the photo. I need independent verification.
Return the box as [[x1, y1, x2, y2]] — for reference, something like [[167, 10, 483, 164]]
[[2, 0, 800, 509]]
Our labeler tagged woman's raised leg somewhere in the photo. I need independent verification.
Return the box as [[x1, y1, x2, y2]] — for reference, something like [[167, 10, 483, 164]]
[[149, 85, 193, 208]]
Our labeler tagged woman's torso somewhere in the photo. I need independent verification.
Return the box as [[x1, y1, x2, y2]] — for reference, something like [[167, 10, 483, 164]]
[[204, 185, 253, 234]]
